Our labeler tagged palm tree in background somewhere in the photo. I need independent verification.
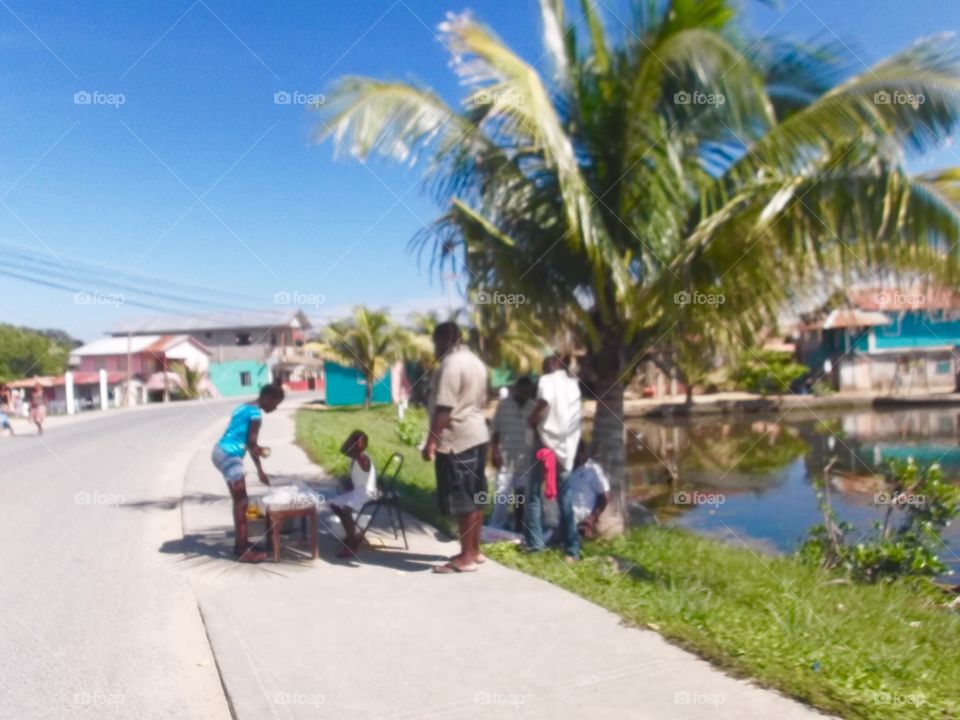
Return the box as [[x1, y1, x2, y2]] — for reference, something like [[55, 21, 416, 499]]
[[316, 0, 960, 529], [313, 306, 424, 408]]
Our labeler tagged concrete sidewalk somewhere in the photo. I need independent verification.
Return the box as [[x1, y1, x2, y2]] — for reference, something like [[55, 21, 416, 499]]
[[179, 401, 829, 720]]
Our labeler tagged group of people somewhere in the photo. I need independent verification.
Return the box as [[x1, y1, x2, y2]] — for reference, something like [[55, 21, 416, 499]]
[[423, 321, 610, 573], [210, 320, 610, 570], [0, 383, 47, 436]]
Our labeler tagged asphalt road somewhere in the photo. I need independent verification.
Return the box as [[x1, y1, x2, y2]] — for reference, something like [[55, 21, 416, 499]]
[[0, 400, 236, 720]]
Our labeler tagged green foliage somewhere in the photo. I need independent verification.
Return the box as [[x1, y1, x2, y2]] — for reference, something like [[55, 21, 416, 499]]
[[309, 306, 429, 407], [733, 350, 809, 394], [173, 363, 201, 400], [0, 324, 73, 382], [395, 406, 427, 447], [801, 460, 960, 583], [317, 1, 960, 385], [488, 528, 960, 720]]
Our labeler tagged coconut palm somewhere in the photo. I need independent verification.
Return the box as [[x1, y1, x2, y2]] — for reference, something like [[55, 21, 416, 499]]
[[316, 0, 960, 529], [313, 306, 423, 407]]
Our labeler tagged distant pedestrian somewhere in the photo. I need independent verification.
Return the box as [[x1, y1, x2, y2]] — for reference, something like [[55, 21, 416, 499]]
[[211, 383, 285, 563], [526, 355, 583, 561], [0, 410, 14, 436], [29, 384, 46, 435], [488, 376, 535, 531], [423, 321, 490, 574]]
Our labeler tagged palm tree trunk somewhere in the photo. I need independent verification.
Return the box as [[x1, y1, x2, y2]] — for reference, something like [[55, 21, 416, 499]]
[[364, 378, 373, 408], [591, 376, 627, 536]]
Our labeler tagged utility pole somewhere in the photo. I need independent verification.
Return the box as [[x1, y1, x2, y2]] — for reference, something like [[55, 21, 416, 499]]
[[125, 333, 133, 407]]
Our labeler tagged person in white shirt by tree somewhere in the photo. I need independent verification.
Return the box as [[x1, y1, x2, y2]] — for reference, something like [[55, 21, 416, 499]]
[[526, 354, 583, 561]]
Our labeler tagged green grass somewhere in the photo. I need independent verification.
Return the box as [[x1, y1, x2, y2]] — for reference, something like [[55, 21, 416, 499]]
[[487, 530, 960, 720], [297, 406, 959, 719], [295, 404, 456, 536]]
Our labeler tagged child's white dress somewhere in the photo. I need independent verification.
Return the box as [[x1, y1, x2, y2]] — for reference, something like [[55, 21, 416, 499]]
[[329, 458, 378, 513]]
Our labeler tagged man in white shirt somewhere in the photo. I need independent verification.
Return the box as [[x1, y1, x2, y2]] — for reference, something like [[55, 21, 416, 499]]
[[526, 354, 583, 560]]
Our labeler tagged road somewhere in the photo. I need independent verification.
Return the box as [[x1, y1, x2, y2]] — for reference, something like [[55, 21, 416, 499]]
[[0, 400, 235, 720]]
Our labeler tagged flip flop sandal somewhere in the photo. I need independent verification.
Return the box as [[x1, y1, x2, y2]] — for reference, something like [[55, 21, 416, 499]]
[[433, 562, 478, 574]]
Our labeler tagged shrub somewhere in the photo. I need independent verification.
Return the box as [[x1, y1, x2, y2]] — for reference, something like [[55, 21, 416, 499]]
[[800, 459, 960, 582], [732, 350, 808, 394]]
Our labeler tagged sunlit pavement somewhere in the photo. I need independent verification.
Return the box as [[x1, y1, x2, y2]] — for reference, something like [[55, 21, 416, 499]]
[[0, 398, 235, 720]]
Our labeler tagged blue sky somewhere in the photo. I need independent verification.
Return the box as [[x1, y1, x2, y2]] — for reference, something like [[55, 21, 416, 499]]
[[0, 0, 957, 340]]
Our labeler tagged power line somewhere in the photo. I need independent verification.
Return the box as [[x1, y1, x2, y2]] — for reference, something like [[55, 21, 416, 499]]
[[0, 239, 269, 306], [0, 268, 191, 314], [1, 256, 258, 311]]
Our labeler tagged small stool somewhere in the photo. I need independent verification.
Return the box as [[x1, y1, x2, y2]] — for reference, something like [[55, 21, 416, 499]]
[[263, 507, 318, 562]]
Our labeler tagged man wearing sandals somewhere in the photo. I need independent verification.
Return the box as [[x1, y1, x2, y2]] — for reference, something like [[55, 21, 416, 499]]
[[423, 321, 490, 574]]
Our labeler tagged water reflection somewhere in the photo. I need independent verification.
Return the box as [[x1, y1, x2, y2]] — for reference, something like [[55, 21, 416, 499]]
[[626, 408, 960, 572]]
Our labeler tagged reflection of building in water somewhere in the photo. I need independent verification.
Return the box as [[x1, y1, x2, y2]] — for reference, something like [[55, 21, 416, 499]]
[[839, 409, 960, 441]]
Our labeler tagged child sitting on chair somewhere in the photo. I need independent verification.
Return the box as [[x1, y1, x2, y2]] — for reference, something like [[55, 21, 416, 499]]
[[328, 430, 378, 557]]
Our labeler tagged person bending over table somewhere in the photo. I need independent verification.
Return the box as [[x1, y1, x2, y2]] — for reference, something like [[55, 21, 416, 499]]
[[211, 383, 285, 562]]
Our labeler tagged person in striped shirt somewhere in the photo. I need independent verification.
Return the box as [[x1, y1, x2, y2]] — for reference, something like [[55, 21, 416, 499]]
[[489, 376, 536, 530]]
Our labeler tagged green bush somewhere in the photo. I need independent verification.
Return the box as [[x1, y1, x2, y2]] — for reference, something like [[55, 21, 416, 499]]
[[395, 406, 427, 447], [733, 350, 808, 394], [800, 460, 960, 582]]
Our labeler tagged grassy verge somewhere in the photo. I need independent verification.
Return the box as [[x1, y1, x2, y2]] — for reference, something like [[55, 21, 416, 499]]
[[295, 404, 456, 536], [297, 406, 959, 719], [487, 530, 959, 720]]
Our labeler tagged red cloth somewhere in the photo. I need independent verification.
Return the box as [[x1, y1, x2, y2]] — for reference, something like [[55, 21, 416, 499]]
[[536, 448, 558, 500]]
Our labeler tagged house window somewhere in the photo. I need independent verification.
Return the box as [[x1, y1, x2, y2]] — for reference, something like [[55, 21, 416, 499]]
[[270, 332, 278, 346], [236, 333, 252, 346], [94, 359, 106, 371], [936, 360, 951, 375], [205, 332, 213, 339], [239, 371, 252, 387]]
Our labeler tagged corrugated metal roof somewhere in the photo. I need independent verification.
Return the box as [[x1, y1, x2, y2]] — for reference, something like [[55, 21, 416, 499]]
[[71, 335, 163, 356], [110, 309, 311, 335], [822, 309, 893, 330], [71, 334, 211, 357]]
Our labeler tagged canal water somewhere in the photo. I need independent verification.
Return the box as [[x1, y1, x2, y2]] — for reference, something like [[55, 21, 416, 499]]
[[625, 407, 960, 574]]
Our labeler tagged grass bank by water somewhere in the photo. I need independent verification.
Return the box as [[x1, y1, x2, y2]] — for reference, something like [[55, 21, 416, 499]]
[[487, 531, 960, 720], [296, 406, 959, 720]]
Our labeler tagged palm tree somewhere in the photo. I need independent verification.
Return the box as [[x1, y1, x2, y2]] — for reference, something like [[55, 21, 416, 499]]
[[313, 306, 423, 407], [315, 0, 960, 529]]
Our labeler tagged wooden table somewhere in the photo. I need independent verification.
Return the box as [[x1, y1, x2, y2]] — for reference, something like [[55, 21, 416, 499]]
[[263, 506, 318, 562]]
